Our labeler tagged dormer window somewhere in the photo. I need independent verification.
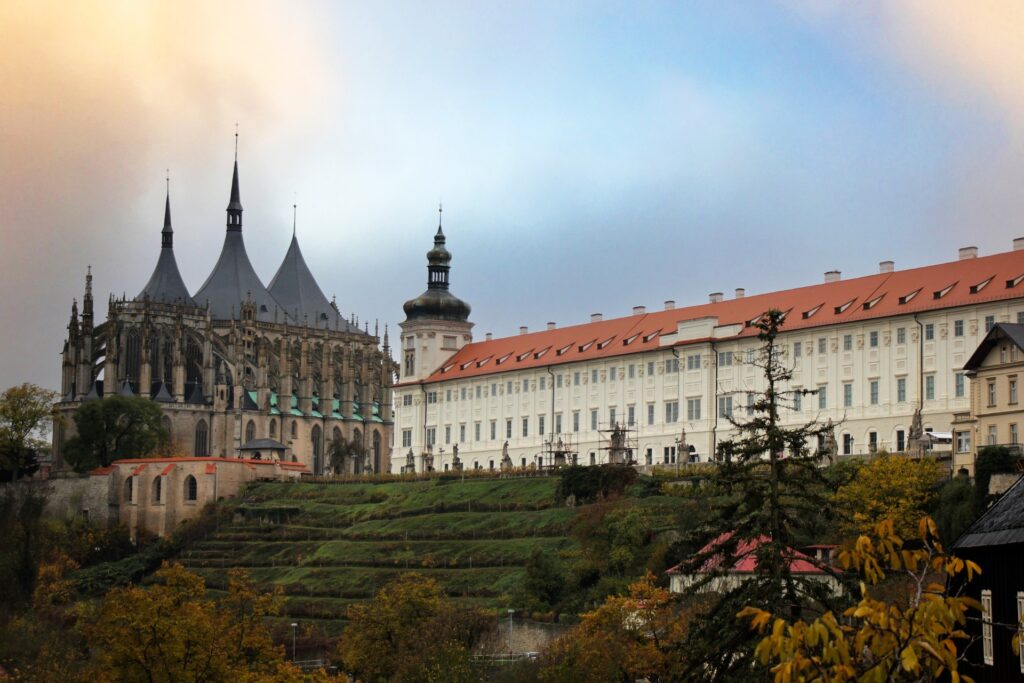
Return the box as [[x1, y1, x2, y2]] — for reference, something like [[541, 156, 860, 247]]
[[623, 333, 640, 346], [898, 288, 921, 305], [516, 350, 533, 362], [1006, 273, 1024, 289], [496, 353, 512, 365], [834, 299, 856, 315], [597, 337, 615, 350], [579, 339, 596, 352], [933, 282, 956, 299], [802, 303, 823, 320], [534, 347, 551, 359], [642, 330, 661, 343], [556, 343, 574, 356], [863, 294, 885, 311], [970, 276, 993, 294]]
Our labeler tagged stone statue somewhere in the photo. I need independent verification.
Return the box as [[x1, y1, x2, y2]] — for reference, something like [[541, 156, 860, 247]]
[[822, 419, 838, 465], [500, 440, 513, 470], [677, 427, 689, 464], [907, 407, 924, 458], [452, 443, 462, 471]]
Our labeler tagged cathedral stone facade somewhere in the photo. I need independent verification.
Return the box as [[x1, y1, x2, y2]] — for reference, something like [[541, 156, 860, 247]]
[[54, 155, 396, 475]]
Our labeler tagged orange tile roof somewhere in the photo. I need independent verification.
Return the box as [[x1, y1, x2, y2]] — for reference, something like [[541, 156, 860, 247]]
[[88, 466, 116, 476], [108, 456, 308, 471], [408, 249, 1024, 385], [205, 463, 217, 475], [160, 464, 175, 476], [131, 463, 148, 475]]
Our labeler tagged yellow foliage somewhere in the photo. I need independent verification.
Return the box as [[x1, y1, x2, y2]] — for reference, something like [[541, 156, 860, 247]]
[[739, 516, 981, 683], [834, 454, 944, 539]]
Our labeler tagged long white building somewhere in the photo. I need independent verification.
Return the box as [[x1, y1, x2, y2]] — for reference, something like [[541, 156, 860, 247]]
[[394, 232, 1024, 474]]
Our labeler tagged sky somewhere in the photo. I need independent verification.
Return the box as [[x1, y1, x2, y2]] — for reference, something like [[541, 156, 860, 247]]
[[3, 1, 1024, 392]]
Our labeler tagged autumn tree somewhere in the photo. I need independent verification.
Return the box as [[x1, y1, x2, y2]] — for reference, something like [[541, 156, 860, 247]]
[[678, 309, 846, 681], [63, 395, 168, 471], [833, 452, 944, 539], [539, 573, 690, 683], [0, 383, 57, 480], [740, 516, 980, 682], [83, 562, 314, 682], [337, 572, 493, 682]]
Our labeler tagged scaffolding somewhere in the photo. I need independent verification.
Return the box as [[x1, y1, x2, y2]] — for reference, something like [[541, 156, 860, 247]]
[[599, 421, 638, 465], [539, 433, 579, 470]]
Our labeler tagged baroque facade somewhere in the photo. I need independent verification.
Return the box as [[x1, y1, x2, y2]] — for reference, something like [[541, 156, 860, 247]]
[[55, 154, 396, 474], [394, 239, 1024, 474]]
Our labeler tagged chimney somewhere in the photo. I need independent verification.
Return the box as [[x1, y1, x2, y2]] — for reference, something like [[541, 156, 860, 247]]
[[485, 332, 493, 341], [959, 246, 978, 260], [824, 270, 841, 283], [591, 313, 603, 323], [734, 288, 745, 299], [519, 326, 528, 335], [1014, 237, 1024, 251], [547, 322, 556, 330], [664, 300, 675, 311], [632, 305, 646, 315], [879, 260, 894, 274], [709, 292, 724, 304]]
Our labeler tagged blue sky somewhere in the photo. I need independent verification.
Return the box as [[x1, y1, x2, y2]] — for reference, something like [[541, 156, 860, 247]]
[[2, 1, 1023, 390]]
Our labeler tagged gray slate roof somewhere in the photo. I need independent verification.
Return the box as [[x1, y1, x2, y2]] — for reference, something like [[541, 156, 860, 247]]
[[953, 473, 1024, 548], [239, 438, 287, 451], [193, 231, 286, 322], [268, 234, 357, 332], [137, 194, 198, 306]]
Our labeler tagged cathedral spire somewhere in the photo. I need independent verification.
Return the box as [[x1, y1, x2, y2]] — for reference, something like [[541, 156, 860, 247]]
[[162, 172, 173, 249], [226, 133, 243, 231], [82, 266, 94, 322]]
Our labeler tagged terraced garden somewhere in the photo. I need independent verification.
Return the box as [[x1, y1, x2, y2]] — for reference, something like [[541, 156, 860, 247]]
[[177, 476, 579, 631]]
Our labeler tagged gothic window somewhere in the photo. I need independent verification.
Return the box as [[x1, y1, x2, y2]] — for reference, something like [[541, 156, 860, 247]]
[[185, 338, 202, 385], [184, 475, 198, 502], [332, 426, 342, 443], [126, 329, 141, 384], [269, 420, 277, 438], [291, 421, 297, 439], [245, 420, 256, 443], [194, 420, 209, 456], [311, 425, 322, 474], [149, 335, 160, 379], [124, 477, 133, 503], [373, 431, 381, 474], [163, 337, 173, 384], [153, 476, 162, 503]]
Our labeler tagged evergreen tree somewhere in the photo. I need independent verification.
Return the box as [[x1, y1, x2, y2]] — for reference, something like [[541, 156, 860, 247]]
[[678, 309, 848, 681]]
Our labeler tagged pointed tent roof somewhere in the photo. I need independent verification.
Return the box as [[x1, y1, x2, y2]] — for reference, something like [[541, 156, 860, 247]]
[[137, 191, 197, 306], [268, 233, 358, 332], [193, 158, 287, 322]]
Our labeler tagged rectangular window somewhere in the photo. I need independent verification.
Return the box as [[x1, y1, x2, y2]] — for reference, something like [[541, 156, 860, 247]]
[[507, 381, 513, 394], [954, 319, 964, 337], [522, 379, 529, 392], [647, 361, 655, 376], [896, 327, 906, 345], [746, 349, 755, 364], [985, 315, 995, 332], [687, 354, 701, 370], [1011, 377, 1019, 404], [557, 374, 563, 388], [401, 430, 412, 448], [590, 409, 598, 431], [746, 392, 755, 416], [718, 396, 733, 419], [897, 378, 907, 403], [539, 376, 546, 391], [402, 394, 412, 406], [718, 351, 734, 366], [793, 341, 802, 358], [1019, 311, 1024, 325], [506, 419, 512, 439], [818, 338, 827, 354], [647, 403, 655, 426], [572, 411, 580, 433], [665, 401, 679, 423], [870, 380, 879, 405], [608, 407, 616, 425], [475, 385, 481, 399], [490, 420, 496, 440], [843, 433, 853, 455], [843, 383, 853, 408], [628, 364, 635, 379], [591, 369, 599, 384], [627, 405, 635, 426], [460, 387, 467, 400], [843, 334, 852, 351], [573, 372, 580, 387], [869, 331, 878, 348], [956, 431, 971, 454], [446, 389, 452, 402], [665, 358, 679, 374], [492, 383, 497, 397], [555, 413, 562, 433], [687, 398, 701, 421], [925, 375, 935, 400], [663, 446, 676, 464], [988, 380, 997, 407], [444, 425, 451, 445], [474, 422, 481, 442], [896, 429, 905, 452], [538, 415, 545, 436], [609, 367, 617, 381], [924, 323, 934, 341], [988, 425, 998, 446], [982, 590, 993, 666], [522, 417, 529, 438], [459, 424, 466, 442], [793, 392, 801, 412], [426, 391, 437, 404], [954, 373, 965, 398], [1011, 423, 1018, 444], [818, 386, 827, 410]]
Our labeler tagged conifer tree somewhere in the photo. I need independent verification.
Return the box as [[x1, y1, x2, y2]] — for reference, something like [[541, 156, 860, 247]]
[[678, 309, 848, 681]]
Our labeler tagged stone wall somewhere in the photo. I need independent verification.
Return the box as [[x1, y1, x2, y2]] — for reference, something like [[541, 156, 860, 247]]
[[3, 474, 117, 527]]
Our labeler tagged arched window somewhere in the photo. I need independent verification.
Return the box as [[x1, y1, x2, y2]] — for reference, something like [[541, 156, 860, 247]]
[[332, 426, 342, 444], [125, 329, 141, 384], [194, 420, 209, 457], [269, 419, 277, 438], [291, 421, 297, 439], [372, 431, 381, 474], [124, 476, 133, 503], [184, 475, 198, 502], [245, 420, 256, 443], [185, 337, 203, 385], [153, 476, 162, 503], [311, 425, 322, 474]]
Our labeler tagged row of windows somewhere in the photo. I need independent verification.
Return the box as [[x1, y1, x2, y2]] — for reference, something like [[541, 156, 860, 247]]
[[123, 474, 198, 504], [986, 374, 1020, 407]]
